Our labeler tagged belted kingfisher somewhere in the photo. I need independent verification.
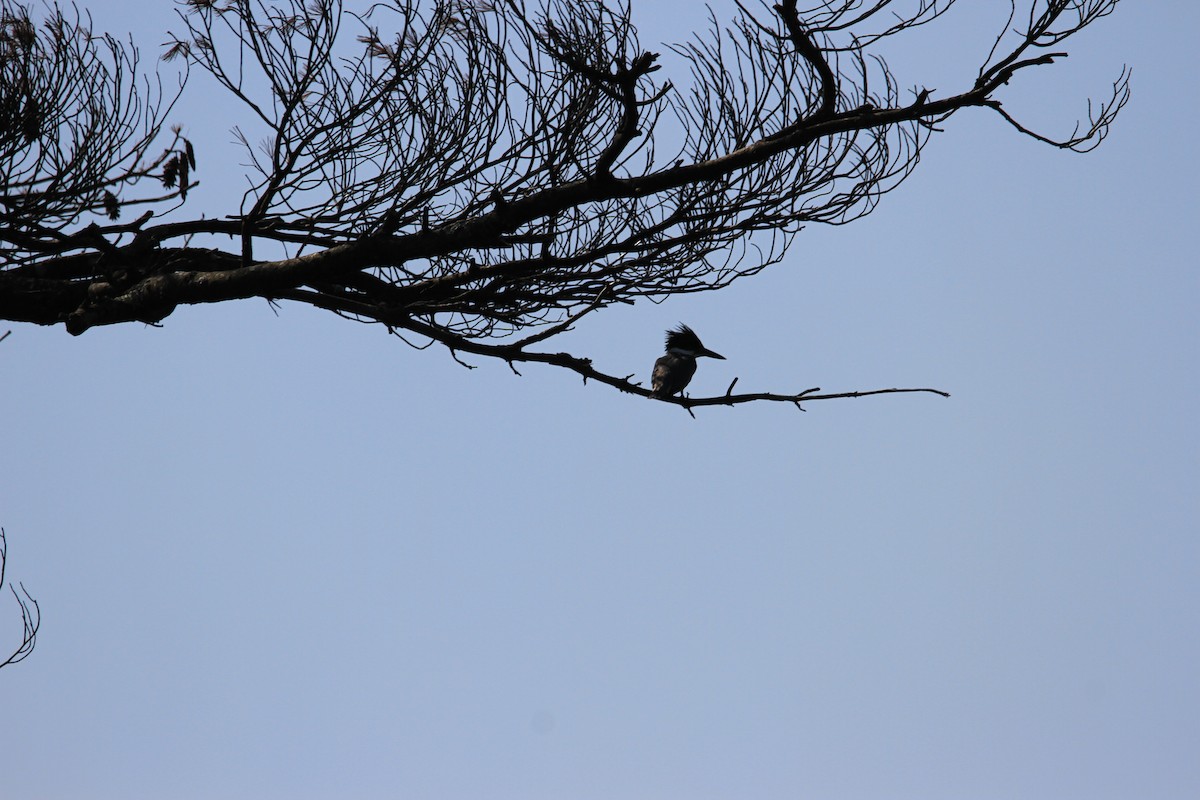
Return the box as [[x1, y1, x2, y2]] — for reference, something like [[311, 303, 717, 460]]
[[650, 323, 725, 398]]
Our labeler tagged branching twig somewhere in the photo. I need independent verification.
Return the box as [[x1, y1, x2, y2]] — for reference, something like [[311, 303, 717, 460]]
[[381, 312, 950, 411], [0, 528, 40, 670]]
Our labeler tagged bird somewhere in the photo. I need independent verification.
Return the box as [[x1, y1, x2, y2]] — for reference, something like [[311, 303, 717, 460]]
[[650, 323, 725, 399]]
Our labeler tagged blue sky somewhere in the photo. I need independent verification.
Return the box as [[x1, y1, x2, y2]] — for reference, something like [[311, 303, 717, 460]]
[[1, 2, 1197, 798]]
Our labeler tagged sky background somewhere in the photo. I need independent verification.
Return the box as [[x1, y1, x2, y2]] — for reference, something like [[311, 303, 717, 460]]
[[2, 1, 1197, 798]]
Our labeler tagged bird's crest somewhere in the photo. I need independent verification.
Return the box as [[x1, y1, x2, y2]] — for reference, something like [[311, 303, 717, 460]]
[[664, 323, 704, 354]]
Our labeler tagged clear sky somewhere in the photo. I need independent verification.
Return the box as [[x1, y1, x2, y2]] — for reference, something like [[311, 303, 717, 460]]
[[2, 2, 1197, 798]]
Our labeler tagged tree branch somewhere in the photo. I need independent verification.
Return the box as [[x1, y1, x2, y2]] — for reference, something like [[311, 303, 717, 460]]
[[0, 527, 39, 670], [0, 0, 1125, 410]]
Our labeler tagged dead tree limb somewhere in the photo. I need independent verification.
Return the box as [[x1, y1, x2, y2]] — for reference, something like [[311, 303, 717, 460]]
[[0, 0, 1128, 408]]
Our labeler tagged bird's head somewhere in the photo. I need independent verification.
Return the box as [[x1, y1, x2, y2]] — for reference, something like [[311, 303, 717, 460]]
[[664, 323, 725, 360]]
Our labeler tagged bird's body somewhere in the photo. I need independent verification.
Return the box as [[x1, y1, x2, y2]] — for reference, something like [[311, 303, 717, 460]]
[[651, 351, 698, 398], [650, 324, 724, 398]]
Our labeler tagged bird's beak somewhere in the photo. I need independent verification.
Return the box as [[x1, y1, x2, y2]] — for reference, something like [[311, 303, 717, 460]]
[[699, 347, 725, 360]]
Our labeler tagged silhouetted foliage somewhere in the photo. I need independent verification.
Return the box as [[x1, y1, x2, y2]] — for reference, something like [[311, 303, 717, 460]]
[[0, 0, 1127, 407]]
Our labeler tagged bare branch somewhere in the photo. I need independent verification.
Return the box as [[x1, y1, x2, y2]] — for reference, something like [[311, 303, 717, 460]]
[[0, 0, 1127, 409], [0, 527, 40, 670], [0, 0, 192, 256]]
